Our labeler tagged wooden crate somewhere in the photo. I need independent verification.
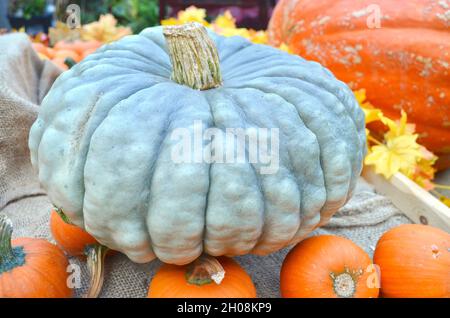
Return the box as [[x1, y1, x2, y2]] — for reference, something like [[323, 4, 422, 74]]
[[362, 166, 450, 232]]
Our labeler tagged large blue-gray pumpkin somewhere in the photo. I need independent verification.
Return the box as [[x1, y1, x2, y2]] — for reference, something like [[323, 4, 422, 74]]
[[29, 23, 366, 265]]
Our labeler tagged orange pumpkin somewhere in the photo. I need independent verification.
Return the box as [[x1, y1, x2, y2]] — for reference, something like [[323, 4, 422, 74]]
[[72, 40, 102, 56], [0, 214, 72, 298], [148, 255, 257, 298], [81, 47, 99, 60], [54, 40, 101, 56], [268, 0, 450, 168], [374, 224, 450, 298], [50, 209, 108, 298], [280, 235, 379, 298], [50, 208, 97, 257], [53, 49, 81, 63]]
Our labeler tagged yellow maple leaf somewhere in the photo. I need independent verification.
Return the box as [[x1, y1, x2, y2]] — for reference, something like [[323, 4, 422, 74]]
[[249, 30, 268, 44], [439, 195, 450, 208], [178, 6, 209, 26], [354, 89, 374, 108], [278, 42, 292, 54], [161, 17, 180, 26], [217, 27, 251, 39], [81, 14, 131, 43], [213, 10, 236, 29], [381, 110, 416, 140], [364, 134, 422, 179]]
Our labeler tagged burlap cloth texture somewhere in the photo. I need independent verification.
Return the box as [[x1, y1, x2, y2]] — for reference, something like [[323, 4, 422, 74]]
[[0, 33, 412, 297]]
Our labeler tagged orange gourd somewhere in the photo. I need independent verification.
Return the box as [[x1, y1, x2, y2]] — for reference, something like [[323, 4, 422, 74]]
[[280, 235, 379, 298], [148, 255, 257, 298], [374, 224, 450, 298], [268, 0, 450, 168], [53, 49, 81, 63], [54, 40, 101, 56], [50, 208, 108, 298], [50, 208, 97, 257], [72, 40, 102, 56], [81, 47, 98, 60], [0, 214, 72, 298]]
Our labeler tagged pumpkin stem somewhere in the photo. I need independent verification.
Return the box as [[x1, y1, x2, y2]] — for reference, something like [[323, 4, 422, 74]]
[[185, 255, 225, 286], [163, 22, 222, 90], [84, 244, 109, 298], [0, 214, 14, 264], [54, 206, 72, 225], [330, 267, 363, 298]]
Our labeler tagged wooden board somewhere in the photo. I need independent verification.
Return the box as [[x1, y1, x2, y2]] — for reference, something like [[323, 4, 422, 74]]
[[362, 166, 450, 232]]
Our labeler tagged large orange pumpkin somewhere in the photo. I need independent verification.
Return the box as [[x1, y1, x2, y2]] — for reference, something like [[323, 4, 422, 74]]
[[148, 255, 257, 298], [0, 214, 72, 298], [374, 224, 450, 298], [280, 235, 379, 298], [268, 0, 450, 168]]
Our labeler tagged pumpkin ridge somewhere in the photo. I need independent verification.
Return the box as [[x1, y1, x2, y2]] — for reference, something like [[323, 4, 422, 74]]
[[140, 27, 175, 56], [218, 39, 255, 68], [44, 79, 165, 225], [229, 67, 365, 134], [224, 89, 302, 253], [100, 33, 172, 69], [229, 85, 326, 229], [232, 81, 358, 223], [230, 85, 328, 234], [141, 86, 213, 263], [24, 251, 71, 297], [232, 73, 367, 153], [202, 90, 266, 255], [216, 90, 268, 250], [77, 58, 170, 79], [83, 82, 181, 259]]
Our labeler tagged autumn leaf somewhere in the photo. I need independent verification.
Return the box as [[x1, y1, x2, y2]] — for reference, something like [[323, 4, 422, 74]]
[[81, 14, 131, 43], [365, 134, 423, 179], [278, 42, 292, 53], [381, 110, 416, 139], [213, 10, 236, 29], [177, 6, 210, 26]]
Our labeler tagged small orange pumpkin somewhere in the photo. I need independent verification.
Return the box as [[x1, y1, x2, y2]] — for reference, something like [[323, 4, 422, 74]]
[[53, 49, 81, 63], [50, 208, 109, 298], [0, 214, 72, 298], [280, 235, 379, 298], [148, 255, 257, 298], [50, 208, 97, 257], [374, 224, 450, 298]]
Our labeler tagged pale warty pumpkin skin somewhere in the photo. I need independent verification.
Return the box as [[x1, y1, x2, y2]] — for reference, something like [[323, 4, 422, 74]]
[[29, 26, 366, 265]]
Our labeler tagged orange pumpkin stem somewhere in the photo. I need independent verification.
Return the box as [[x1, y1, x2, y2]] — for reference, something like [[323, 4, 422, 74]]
[[185, 255, 225, 286], [0, 214, 14, 264], [84, 244, 109, 298]]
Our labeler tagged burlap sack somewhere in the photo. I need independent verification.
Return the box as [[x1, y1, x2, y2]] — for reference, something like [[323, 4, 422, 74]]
[[0, 33, 412, 298]]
